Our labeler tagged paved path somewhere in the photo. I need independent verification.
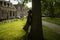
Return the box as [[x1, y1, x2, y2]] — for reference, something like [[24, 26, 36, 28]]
[[42, 21, 60, 34]]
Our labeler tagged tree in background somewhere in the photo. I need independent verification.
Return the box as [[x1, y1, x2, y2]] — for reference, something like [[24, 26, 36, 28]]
[[41, 0, 60, 17]]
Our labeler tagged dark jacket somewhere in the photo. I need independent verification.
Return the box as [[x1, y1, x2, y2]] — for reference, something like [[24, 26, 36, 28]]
[[27, 10, 32, 25]]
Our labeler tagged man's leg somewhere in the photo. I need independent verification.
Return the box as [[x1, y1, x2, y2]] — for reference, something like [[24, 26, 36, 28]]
[[23, 22, 30, 32]]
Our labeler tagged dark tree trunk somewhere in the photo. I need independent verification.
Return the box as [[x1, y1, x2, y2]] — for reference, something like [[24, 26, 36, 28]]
[[30, 0, 44, 40], [49, 2, 54, 18]]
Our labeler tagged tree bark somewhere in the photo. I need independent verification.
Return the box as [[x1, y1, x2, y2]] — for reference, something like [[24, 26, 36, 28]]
[[49, 2, 54, 18], [30, 0, 44, 40]]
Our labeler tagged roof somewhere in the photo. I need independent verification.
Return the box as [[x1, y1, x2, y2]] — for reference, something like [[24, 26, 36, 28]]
[[0, 0, 12, 4], [0, 0, 16, 11], [0, 7, 16, 11]]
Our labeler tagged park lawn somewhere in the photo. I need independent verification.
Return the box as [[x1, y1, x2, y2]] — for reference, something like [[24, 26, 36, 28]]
[[0, 19, 60, 40], [42, 17, 60, 25], [0, 19, 26, 40], [43, 26, 60, 40]]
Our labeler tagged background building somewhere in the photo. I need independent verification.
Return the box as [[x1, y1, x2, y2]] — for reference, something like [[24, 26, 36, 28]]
[[0, 0, 17, 21], [14, 3, 27, 19]]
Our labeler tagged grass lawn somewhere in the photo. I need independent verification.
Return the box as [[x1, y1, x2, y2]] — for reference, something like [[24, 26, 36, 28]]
[[43, 26, 60, 40], [42, 17, 60, 25], [0, 19, 60, 40], [0, 19, 26, 40]]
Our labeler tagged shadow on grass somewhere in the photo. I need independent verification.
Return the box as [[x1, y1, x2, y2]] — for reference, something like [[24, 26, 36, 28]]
[[0, 38, 3, 40], [15, 34, 28, 40], [15, 32, 32, 40]]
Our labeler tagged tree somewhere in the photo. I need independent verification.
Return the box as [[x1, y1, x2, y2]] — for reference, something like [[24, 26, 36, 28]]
[[41, 0, 60, 17], [30, 0, 43, 40], [49, 2, 55, 17], [41, 0, 56, 17], [16, 0, 43, 40], [24, 4, 29, 10]]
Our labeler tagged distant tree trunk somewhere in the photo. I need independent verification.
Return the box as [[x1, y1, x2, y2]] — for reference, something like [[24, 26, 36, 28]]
[[30, 0, 44, 40], [49, 2, 54, 17]]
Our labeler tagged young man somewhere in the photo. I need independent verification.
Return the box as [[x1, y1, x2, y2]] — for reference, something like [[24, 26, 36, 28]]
[[23, 10, 32, 33]]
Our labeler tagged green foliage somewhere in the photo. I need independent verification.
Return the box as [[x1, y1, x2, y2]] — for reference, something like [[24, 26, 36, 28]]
[[46, 0, 55, 2], [56, 0, 60, 3], [17, 0, 32, 9], [24, 4, 29, 10], [41, 0, 60, 17], [17, 0, 32, 3], [54, 2, 60, 14]]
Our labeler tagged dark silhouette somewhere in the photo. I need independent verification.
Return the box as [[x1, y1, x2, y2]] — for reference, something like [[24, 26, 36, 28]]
[[23, 10, 32, 33], [23, 10, 32, 40], [23, 0, 44, 40]]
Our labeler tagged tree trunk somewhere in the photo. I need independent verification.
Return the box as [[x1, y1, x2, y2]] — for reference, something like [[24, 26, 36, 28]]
[[49, 2, 54, 17], [30, 0, 44, 40]]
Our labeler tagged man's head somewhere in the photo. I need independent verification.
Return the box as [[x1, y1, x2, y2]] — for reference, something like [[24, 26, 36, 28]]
[[28, 10, 32, 14]]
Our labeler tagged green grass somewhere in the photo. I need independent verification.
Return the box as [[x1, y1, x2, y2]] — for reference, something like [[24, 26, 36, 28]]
[[43, 26, 60, 40], [42, 17, 60, 25], [0, 19, 60, 40], [0, 19, 26, 40]]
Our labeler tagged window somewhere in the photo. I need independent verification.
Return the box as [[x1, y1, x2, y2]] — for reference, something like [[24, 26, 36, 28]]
[[4, 2, 6, 6], [0, 1, 2, 6], [7, 3, 9, 7], [10, 11, 12, 16], [13, 12, 15, 16]]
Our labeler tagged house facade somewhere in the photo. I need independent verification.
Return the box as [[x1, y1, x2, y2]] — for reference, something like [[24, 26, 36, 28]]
[[0, 0, 27, 21], [0, 0, 17, 21], [14, 3, 27, 19]]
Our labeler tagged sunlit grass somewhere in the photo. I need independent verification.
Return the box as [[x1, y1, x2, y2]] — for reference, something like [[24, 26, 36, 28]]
[[0, 19, 60, 40], [0, 19, 26, 40]]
